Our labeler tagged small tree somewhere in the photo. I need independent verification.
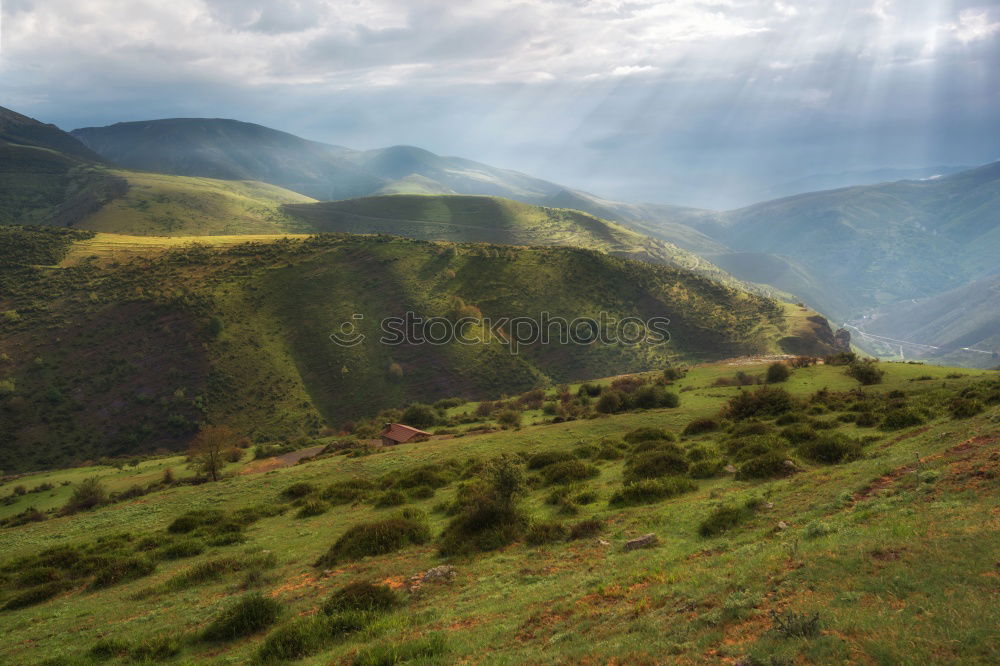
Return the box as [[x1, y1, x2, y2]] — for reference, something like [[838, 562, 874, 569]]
[[401, 403, 437, 429], [64, 476, 107, 513], [188, 425, 240, 482], [766, 362, 791, 383], [846, 360, 884, 386]]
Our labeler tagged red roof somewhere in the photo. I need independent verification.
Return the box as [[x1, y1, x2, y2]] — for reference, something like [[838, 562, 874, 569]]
[[380, 423, 432, 443]]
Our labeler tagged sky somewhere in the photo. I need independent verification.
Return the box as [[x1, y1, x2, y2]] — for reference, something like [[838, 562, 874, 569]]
[[1, 0, 999, 208]]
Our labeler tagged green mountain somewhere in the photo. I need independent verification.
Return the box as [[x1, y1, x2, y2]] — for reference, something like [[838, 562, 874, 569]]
[[852, 273, 1000, 368], [283, 194, 740, 283], [640, 162, 1000, 321], [69, 118, 724, 252], [0, 229, 831, 471]]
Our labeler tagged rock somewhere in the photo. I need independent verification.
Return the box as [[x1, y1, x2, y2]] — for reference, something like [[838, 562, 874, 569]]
[[764, 502, 774, 510], [724, 464, 737, 474], [784, 459, 799, 471], [421, 565, 457, 583], [776, 521, 788, 531], [407, 565, 456, 592], [597, 538, 611, 546], [624, 533, 659, 551]]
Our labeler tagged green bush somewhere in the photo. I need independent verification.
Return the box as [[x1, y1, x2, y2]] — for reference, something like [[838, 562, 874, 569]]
[[609, 477, 697, 506], [780, 424, 818, 444], [623, 427, 675, 444], [631, 385, 680, 409], [323, 479, 376, 505], [373, 490, 408, 508], [726, 434, 787, 462], [63, 476, 107, 514], [90, 556, 156, 589], [735, 452, 792, 480], [167, 509, 224, 534], [88, 638, 130, 659], [847, 360, 884, 385], [296, 500, 330, 518], [798, 435, 862, 464], [130, 635, 181, 662], [683, 418, 720, 436], [689, 459, 725, 479], [949, 397, 984, 419], [880, 408, 925, 430], [316, 514, 431, 567], [3, 581, 69, 610], [526, 521, 568, 545], [202, 593, 282, 641], [724, 387, 795, 420], [624, 450, 689, 481], [699, 504, 754, 537], [15, 566, 63, 588], [323, 581, 401, 614], [856, 412, 879, 427], [525, 450, 575, 470], [281, 482, 316, 499], [401, 403, 437, 428], [541, 460, 599, 485], [256, 616, 336, 663], [592, 438, 629, 460], [596, 390, 624, 413], [765, 363, 791, 383], [160, 539, 205, 560]]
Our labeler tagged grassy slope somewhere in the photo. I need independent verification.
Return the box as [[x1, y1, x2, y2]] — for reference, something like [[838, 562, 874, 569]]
[[78, 170, 317, 236], [283, 194, 737, 281], [1, 232, 813, 471], [0, 361, 996, 664]]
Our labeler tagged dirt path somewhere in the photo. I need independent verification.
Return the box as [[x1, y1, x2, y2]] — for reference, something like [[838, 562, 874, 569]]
[[240, 444, 326, 475]]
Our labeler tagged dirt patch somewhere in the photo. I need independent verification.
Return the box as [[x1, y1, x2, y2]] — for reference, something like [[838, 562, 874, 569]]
[[869, 547, 905, 562], [240, 444, 325, 475], [854, 466, 914, 500]]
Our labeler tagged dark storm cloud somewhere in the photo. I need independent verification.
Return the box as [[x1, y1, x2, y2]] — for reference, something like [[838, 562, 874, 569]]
[[1, 0, 998, 207]]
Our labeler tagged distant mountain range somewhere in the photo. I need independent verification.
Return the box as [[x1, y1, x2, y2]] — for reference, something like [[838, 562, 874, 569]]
[[3, 106, 998, 366], [759, 166, 970, 201]]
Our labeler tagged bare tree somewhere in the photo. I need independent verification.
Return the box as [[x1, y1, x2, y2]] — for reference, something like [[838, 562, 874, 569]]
[[188, 425, 239, 482]]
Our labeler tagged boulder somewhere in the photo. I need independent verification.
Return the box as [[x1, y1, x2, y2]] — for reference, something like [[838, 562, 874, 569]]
[[624, 533, 659, 551]]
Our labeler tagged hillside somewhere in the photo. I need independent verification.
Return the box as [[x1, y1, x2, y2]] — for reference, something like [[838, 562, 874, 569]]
[[852, 274, 1000, 368], [69, 118, 725, 252], [660, 163, 1000, 320], [283, 194, 738, 282], [0, 229, 833, 471], [0, 106, 104, 163], [0, 359, 996, 664]]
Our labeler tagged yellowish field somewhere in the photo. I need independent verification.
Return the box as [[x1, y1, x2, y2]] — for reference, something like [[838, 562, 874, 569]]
[[60, 232, 313, 265]]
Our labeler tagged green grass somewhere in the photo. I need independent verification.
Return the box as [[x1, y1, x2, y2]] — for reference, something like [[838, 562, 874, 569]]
[[0, 360, 996, 664]]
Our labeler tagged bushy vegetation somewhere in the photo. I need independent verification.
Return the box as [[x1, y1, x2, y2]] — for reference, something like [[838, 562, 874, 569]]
[[202, 593, 282, 641], [847, 359, 885, 385], [723, 386, 795, 420], [315, 512, 431, 567], [609, 477, 697, 506]]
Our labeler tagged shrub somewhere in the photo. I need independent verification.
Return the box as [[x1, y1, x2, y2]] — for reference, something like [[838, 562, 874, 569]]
[[438, 455, 529, 556], [880, 408, 925, 430], [735, 452, 792, 480], [373, 490, 408, 508], [798, 435, 862, 464], [683, 418, 720, 436], [401, 403, 437, 428], [846, 360, 884, 385], [542, 460, 599, 485], [567, 519, 603, 540], [496, 409, 522, 428], [780, 424, 818, 444], [856, 411, 879, 427], [632, 385, 679, 409], [526, 450, 575, 470], [130, 635, 181, 661], [316, 514, 431, 567], [662, 366, 687, 381], [160, 539, 205, 560], [167, 509, 225, 534], [593, 438, 629, 460], [526, 521, 568, 545], [406, 485, 435, 500], [689, 459, 725, 479], [3, 581, 69, 610], [256, 615, 339, 663], [281, 482, 316, 499], [296, 500, 330, 518], [609, 477, 697, 506], [766, 363, 791, 383], [202, 593, 282, 641], [323, 582, 401, 614], [770, 609, 821, 638], [699, 504, 754, 537], [949, 397, 984, 419], [15, 567, 63, 588], [323, 479, 376, 505], [595, 390, 624, 414], [63, 476, 107, 513], [623, 427, 674, 444], [825, 352, 857, 366], [724, 387, 795, 420], [726, 434, 786, 462], [624, 450, 689, 481], [90, 556, 156, 589]]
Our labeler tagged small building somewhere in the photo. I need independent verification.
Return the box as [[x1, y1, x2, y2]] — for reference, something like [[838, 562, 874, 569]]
[[380, 423, 431, 447]]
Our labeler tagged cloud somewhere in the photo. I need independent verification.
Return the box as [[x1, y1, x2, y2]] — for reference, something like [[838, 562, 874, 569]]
[[0, 0, 998, 208]]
